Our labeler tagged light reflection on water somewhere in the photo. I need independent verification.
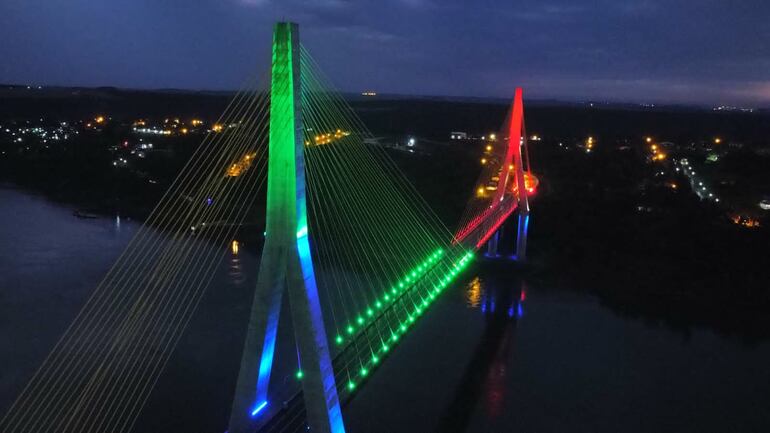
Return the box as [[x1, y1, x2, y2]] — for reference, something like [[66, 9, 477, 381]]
[[445, 268, 527, 430], [465, 274, 526, 320], [465, 276, 482, 307], [228, 240, 246, 287]]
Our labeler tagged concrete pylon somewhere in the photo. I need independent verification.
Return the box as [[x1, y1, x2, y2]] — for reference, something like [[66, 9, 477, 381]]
[[228, 22, 345, 433]]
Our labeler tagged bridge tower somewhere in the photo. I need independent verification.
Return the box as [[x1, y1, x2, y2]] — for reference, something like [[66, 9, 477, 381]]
[[229, 23, 345, 433], [490, 88, 530, 261]]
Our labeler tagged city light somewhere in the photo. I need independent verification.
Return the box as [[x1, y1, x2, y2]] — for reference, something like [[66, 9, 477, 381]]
[[309, 129, 350, 145], [731, 214, 760, 228], [226, 152, 257, 177]]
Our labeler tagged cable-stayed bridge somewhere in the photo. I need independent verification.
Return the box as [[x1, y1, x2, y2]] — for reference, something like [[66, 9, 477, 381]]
[[0, 22, 538, 433]]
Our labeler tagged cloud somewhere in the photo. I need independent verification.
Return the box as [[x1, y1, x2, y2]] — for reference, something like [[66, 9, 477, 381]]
[[510, 3, 585, 21], [397, 0, 433, 8], [237, 0, 350, 8], [313, 24, 399, 43], [611, 0, 660, 16], [238, 0, 271, 6]]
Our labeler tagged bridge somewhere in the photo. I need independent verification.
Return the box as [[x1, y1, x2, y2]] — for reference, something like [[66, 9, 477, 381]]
[[0, 22, 537, 433]]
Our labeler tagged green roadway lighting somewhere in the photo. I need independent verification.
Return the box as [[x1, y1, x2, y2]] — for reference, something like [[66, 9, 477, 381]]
[[335, 249, 449, 346], [340, 252, 474, 394]]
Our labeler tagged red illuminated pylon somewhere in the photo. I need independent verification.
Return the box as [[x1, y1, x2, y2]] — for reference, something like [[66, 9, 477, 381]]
[[487, 88, 531, 260], [454, 87, 533, 261], [493, 88, 529, 213]]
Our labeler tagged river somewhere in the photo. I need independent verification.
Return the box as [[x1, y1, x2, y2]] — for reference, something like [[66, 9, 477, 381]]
[[1, 186, 769, 433]]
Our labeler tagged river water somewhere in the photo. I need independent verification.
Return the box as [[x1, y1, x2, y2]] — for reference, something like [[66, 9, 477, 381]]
[[1, 186, 769, 433]]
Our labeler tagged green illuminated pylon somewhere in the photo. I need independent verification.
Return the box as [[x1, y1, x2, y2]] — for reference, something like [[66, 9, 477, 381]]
[[229, 22, 345, 433]]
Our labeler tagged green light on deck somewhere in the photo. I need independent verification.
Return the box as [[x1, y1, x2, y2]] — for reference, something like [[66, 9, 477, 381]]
[[332, 249, 469, 373], [296, 370, 304, 380], [348, 381, 356, 391]]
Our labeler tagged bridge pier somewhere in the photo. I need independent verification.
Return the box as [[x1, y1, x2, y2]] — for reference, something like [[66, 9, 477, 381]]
[[229, 22, 344, 433], [484, 210, 529, 262], [514, 210, 529, 262], [485, 227, 501, 257]]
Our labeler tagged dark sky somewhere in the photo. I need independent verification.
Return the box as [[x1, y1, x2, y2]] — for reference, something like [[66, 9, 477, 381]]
[[1, 0, 769, 105]]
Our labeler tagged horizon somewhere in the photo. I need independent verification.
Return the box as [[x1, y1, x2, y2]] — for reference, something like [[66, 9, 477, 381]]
[[2, 82, 768, 111]]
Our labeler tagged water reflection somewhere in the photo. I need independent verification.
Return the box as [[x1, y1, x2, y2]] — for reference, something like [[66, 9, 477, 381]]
[[436, 270, 526, 433], [466, 277, 482, 307], [228, 240, 245, 286]]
